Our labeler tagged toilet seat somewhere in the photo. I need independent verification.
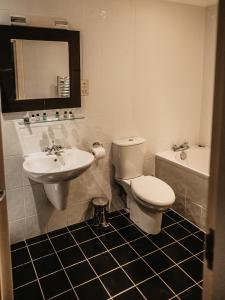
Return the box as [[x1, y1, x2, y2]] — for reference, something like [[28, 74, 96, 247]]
[[131, 176, 175, 207]]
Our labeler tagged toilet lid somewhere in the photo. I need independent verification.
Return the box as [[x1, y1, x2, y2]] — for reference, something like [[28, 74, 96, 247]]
[[131, 176, 175, 206]]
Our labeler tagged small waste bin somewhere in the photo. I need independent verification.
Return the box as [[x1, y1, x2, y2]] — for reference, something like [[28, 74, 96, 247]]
[[92, 197, 109, 228]]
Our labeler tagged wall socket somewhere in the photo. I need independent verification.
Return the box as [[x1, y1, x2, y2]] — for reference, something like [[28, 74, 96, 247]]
[[81, 80, 89, 96]]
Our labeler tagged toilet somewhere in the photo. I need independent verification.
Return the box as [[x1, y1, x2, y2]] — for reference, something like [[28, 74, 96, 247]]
[[112, 137, 175, 234]]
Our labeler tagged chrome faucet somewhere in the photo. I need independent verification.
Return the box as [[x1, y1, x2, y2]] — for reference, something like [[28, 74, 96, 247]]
[[44, 141, 64, 155], [172, 142, 190, 152]]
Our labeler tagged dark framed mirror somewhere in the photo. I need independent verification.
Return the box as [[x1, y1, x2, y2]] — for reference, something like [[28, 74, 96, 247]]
[[0, 25, 81, 113]]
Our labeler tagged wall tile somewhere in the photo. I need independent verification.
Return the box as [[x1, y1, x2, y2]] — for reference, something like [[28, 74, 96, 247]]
[[4, 156, 23, 189], [9, 219, 26, 244], [6, 188, 25, 222]]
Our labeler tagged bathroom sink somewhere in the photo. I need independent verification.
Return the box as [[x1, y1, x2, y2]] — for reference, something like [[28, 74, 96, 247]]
[[23, 148, 95, 184]]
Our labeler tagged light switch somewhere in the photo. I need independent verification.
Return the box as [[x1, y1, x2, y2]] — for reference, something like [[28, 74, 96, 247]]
[[81, 79, 89, 96]]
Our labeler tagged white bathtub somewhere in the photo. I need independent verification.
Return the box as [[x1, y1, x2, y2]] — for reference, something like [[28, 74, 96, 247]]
[[155, 146, 210, 229], [156, 146, 210, 178]]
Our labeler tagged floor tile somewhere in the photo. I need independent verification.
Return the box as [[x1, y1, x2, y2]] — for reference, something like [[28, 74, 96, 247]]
[[162, 214, 176, 228], [194, 231, 206, 241], [148, 231, 175, 248], [89, 252, 119, 275], [130, 237, 157, 256], [68, 222, 87, 231], [53, 289, 78, 299], [110, 215, 131, 229], [110, 244, 139, 265], [100, 231, 126, 249], [71, 227, 96, 243], [179, 285, 202, 299], [66, 261, 96, 287], [26, 234, 48, 245], [160, 266, 195, 294], [40, 270, 71, 299], [48, 228, 68, 238], [179, 220, 200, 234], [164, 224, 190, 240], [11, 241, 26, 251], [51, 233, 76, 251], [79, 238, 106, 258], [123, 259, 155, 284], [28, 240, 54, 260], [162, 242, 192, 263], [75, 278, 109, 300], [90, 224, 114, 236], [33, 254, 62, 278], [138, 276, 175, 300], [118, 225, 144, 242], [144, 250, 174, 273], [166, 210, 184, 222], [109, 211, 121, 218], [196, 251, 205, 262], [113, 287, 145, 300], [13, 262, 36, 288], [101, 268, 133, 296], [58, 246, 85, 267], [14, 281, 43, 300], [11, 247, 30, 268], [179, 257, 203, 282], [179, 235, 204, 254]]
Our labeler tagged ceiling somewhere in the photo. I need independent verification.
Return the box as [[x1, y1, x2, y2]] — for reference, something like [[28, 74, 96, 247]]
[[166, 0, 218, 7]]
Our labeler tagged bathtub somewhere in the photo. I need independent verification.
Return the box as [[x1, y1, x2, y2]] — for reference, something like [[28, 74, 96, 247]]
[[155, 146, 210, 229]]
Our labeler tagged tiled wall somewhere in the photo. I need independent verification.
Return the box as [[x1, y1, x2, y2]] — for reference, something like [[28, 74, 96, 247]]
[[0, 0, 213, 243], [155, 158, 208, 230]]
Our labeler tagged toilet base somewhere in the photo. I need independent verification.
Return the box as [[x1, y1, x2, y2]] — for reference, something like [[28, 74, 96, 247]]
[[129, 197, 162, 234]]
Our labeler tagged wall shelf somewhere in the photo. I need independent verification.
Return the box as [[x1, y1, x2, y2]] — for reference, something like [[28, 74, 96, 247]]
[[18, 115, 85, 125]]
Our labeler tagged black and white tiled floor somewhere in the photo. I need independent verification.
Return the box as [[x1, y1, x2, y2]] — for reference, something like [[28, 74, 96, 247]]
[[11, 209, 205, 300]]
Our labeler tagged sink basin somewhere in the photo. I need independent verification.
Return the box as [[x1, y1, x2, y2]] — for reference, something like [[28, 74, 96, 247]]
[[23, 148, 95, 210], [23, 148, 94, 184]]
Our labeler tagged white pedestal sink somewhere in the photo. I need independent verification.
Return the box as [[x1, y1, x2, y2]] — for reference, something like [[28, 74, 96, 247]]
[[23, 148, 94, 210]]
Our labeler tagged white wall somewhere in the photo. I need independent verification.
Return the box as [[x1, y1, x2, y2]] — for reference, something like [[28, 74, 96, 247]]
[[199, 5, 218, 146], [0, 0, 209, 243], [134, 0, 205, 173]]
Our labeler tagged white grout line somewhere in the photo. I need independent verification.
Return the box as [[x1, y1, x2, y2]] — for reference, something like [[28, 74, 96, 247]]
[[13, 279, 37, 291], [85, 220, 148, 300], [66, 229, 112, 299], [47, 235, 80, 300], [13, 209, 205, 300], [48, 288, 74, 299], [24, 240, 46, 300], [107, 209, 204, 298]]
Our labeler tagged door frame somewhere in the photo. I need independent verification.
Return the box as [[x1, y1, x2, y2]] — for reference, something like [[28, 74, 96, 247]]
[[203, 0, 225, 299]]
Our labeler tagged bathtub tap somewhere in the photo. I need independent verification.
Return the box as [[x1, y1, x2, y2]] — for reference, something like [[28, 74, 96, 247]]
[[172, 142, 190, 152]]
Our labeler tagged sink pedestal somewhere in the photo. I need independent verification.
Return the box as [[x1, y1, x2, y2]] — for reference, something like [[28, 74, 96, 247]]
[[44, 182, 69, 210]]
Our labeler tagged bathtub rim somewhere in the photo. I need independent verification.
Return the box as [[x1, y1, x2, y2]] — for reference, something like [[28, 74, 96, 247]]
[[155, 149, 209, 179]]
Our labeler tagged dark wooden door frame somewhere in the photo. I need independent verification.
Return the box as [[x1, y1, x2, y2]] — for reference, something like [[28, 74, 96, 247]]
[[203, 0, 225, 299]]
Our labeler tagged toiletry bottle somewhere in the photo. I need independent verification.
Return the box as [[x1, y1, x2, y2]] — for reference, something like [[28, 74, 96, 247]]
[[30, 114, 35, 122], [64, 111, 68, 119], [69, 111, 73, 119], [36, 113, 40, 121], [55, 111, 60, 120], [43, 112, 47, 121], [23, 112, 30, 124]]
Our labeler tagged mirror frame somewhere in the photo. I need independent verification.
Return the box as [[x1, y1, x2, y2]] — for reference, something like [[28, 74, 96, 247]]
[[0, 25, 81, 113]]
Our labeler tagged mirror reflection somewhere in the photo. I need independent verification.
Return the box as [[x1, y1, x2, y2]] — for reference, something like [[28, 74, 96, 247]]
[[11, 39, 70, 100]]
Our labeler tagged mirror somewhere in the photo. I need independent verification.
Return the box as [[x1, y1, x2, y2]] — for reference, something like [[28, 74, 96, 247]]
[[12, 39, 70, 100], [0, 25, 81, 113]]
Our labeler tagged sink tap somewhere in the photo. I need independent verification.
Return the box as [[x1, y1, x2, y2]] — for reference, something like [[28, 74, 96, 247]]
[[44, 141, 64, 155], [172, 142, 190, 152]]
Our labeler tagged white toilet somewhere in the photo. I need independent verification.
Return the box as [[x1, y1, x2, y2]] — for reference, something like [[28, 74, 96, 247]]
[[112, 137, 175, 234]]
